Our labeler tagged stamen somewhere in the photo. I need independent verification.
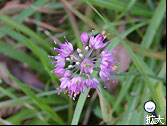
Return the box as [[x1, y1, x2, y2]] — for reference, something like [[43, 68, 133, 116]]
[[112, 65, 117, 71], [102, 30, 106, 35], [104, 35, 107, 39], [64, 90, 68, 94], [114, 65, 117, 68], [104, 33, 110, 39]]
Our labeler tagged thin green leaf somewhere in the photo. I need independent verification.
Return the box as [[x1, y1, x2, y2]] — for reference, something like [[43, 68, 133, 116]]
[[71, 89, 90, 125], [7, 71, 65, 125], [87, 0, 153, 17], [0, 13, 51, 49], [0, 40, 42, 71], [141, 0, 166, 48]]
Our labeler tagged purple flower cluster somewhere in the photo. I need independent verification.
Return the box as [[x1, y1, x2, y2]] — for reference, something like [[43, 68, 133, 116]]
[[49, 31, 119, 100]]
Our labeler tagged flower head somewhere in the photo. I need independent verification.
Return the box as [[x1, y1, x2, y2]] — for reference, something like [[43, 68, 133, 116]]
[[49, 31, 119, 99]]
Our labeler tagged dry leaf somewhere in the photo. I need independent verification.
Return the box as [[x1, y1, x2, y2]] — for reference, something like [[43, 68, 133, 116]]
[[0, 106, 23, 118]]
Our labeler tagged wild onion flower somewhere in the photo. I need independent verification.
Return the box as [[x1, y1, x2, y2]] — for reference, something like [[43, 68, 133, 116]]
[[49, 30, 119, 100]]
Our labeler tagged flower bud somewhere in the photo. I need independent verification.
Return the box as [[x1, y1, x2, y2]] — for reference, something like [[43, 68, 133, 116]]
[[81, 32, 89, 44]]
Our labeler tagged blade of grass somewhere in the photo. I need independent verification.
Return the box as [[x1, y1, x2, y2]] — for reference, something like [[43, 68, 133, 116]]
[[111, 67, 136, 114], [0, 40, 42, 71], [112, 72, 165, 82], [122, 80, 143, 124], [0, 27, 58, 82], [0, 13, 51, 50], [125, 41, 166, 61], [87, 0, 153, 17], [0, 86, 18, 100], [155, 82, 166, 110], [0, 90, 67, 109], [141, 0, 166, 48], [0, 118, 12, 125], [147, 0, 155, 10], [61, 0, 101, 31], [15, 0, 49, 23], [119, 38, 159, 106], [17, 33, 59, 84], [0, 85, 47, 124], [97, 84, 110, 123], [68, 99, 73, 124], [62, 0, 82, 48], [0, 0, 49, 40], [115, 0, 137, 21], [126, 15, 144, 38], [6, 71, 65, 125], [71, 88, 90, 125]]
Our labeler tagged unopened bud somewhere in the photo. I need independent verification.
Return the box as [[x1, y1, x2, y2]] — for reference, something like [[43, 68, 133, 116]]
[[81, 32, 89, 44]]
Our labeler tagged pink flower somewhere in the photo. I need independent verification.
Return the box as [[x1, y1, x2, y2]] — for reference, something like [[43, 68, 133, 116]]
[[54, 41, 73, 57], [49, 31, 119, 100], [80, 58, 94, 74], [85, 78, 99, 89], [53, 67, 66, 76], [89, 33, 112, 49], [69, 77, 84, 100]]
